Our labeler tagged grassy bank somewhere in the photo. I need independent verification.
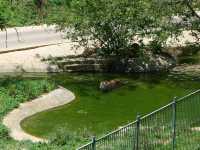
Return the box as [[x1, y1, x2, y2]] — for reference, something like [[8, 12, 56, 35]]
[[0, 77, 86, 150]]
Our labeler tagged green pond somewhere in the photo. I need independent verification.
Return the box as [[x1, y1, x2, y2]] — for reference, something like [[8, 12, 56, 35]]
[[20, 72, 200, 139]]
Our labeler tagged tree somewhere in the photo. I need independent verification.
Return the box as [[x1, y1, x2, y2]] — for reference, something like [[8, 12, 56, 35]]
[[58, 0, 181, 57], [0, 0, 21, 46], [58, 0, 200, 58], [34, 0, 48, 19], [60, 0, 157, 57], [182, 0, 200, 41], [0, 1, 10, 47]]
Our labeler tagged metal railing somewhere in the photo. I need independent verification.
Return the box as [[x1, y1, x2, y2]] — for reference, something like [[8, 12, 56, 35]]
[[77, 90, 200, 150]]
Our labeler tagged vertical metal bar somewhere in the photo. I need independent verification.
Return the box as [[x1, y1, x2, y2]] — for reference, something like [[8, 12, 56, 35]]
[[92, 136, 96, 150], [172, 97, 177, 150], [135, 115, 141, 150]]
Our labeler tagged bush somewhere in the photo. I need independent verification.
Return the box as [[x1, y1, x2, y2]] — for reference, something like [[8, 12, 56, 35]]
[[0, 124, 9, 140], [148, 40, 163, 54], [0, 1, 10, 30], [49, 129, 84, 148], [0, 77, 55, 116]]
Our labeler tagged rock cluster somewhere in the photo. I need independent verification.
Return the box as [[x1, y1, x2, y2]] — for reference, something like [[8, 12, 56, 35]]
[[112, 53, 175, 73], [135, 55, 175, 72]]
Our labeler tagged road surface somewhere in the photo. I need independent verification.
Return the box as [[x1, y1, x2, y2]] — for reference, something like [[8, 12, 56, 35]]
[[0, 25, 67, 52]]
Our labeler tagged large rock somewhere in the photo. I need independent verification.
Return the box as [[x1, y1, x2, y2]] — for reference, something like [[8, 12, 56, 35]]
[[110, 52, 176, 73]]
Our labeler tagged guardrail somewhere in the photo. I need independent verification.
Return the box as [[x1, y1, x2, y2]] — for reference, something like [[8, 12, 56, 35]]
[[77, 90, 200, 150]]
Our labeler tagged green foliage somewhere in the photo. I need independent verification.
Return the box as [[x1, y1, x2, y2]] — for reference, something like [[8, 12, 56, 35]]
[[0, 0, 199, 57], [0, 77, 80, 149], [0, 76, 89, 149], [0, 1, 10, 30], [56, 0, 200, 58], [49, 129, 85, 148], [62, 0, 156, 57], [148, 40, 163, 54], [0, 124, 9, 140], [0, 77, 55, 118], [0, 0, 71, 27], [59, 0, 180, 57]]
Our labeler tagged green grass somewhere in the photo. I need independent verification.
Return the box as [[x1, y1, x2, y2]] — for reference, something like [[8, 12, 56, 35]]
[[0, 77, 55, 119], [1, 1, 71, 27], [0, 76, 87, 149], [21, 73, 200, 140]]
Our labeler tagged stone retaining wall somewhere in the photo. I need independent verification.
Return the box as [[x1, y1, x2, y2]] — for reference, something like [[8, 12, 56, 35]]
[[45, 54, 175, 73]]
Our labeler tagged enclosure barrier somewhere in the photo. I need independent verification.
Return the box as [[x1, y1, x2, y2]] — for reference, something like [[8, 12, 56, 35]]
[[77, 90, 200, 150]]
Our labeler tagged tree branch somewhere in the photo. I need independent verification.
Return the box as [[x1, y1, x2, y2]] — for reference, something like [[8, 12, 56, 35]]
[[184, 0, 200, 20]]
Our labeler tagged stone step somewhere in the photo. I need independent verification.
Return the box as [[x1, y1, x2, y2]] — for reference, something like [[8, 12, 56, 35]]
[[56, 58, 111, 66], [63, 64, 108, 72], [44, 55, 92, 61]]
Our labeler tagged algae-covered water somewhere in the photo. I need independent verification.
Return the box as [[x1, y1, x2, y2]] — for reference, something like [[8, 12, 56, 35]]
[[20, 73, 200, 138]]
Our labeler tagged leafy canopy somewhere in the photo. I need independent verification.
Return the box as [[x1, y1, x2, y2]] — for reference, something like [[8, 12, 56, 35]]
[[59, 0, 200, 57]]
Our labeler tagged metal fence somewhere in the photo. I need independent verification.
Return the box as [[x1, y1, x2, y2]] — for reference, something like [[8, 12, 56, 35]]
[[77, 90, 200, 150]]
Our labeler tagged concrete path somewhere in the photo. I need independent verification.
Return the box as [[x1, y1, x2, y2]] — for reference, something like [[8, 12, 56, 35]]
[[0, 42, 84, 72], [3, 87, 75, 142], [0, 25, 84, 73], [0, 25, 67, 52]]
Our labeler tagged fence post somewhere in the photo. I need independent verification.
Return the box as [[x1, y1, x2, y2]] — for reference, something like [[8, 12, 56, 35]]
[[92, 136, 96, 150], [172, 97, 177, 150], [135, 114, 141, 150]]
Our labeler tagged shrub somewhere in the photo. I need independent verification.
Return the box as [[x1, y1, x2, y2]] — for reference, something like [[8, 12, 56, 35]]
[[148, 40, 163, 54], [0, 1, 9, 30], [49, 129, 83, 148], [0, 124, 9, 140]]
